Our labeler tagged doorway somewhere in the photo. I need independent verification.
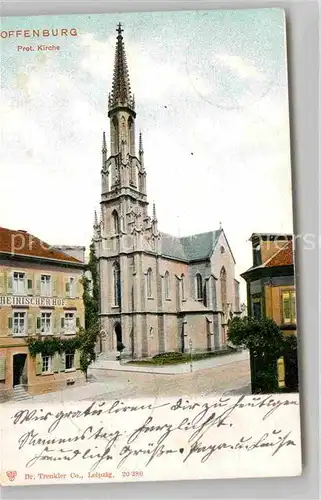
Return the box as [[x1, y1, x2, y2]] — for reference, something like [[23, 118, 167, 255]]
[[13, 354, 27, 387], [114, 322, 122, 344]]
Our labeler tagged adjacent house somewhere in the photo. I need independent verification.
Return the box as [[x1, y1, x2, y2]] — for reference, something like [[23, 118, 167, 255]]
[[0, 227, 85, 399], [241, 233, 296, 387]]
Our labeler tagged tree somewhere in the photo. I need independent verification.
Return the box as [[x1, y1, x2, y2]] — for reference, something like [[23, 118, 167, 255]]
[[77, 240, 100, 380], [76, 324, 100, 381], [82, 240, 99, 330], [228, 316, 284, 393]]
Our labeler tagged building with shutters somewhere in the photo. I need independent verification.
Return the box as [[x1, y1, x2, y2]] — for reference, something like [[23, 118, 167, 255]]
[[92, 24, 242, 360], [0, 227, 85, 400]]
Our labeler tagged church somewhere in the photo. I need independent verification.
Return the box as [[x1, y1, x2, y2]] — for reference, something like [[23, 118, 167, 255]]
[[93, 24, 242, 359]]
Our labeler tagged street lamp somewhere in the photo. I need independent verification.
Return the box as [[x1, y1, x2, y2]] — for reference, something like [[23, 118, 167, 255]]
[[188, 338, 193, 373]]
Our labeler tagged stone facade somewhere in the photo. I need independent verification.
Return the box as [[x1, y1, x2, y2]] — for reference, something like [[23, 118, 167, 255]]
[[0, 228, 85, 399], [94, 25, 242, 359]]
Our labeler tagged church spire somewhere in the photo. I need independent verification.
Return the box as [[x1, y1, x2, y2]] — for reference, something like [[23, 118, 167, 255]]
[[108, 22, 135, 112]]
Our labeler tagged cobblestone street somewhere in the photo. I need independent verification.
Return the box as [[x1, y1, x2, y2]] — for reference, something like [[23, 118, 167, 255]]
[[91, 356, 251, 402], [2, 354, 251, 405]]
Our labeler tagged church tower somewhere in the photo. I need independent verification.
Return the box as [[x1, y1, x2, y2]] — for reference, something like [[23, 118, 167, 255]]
[[97, 23, 160, 358]]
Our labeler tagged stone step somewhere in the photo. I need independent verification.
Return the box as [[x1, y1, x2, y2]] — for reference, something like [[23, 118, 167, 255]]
[[12, 385, 32, 401]]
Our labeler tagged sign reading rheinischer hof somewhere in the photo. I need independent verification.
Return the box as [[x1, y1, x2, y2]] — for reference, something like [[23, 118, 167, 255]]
[[0, 296, 66, 307]]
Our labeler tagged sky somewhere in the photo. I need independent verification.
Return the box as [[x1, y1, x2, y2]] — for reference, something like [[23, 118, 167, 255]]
[[0, 9, 293, 302]]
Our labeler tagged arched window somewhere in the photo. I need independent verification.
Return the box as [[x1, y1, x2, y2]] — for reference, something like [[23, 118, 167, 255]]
[[203, 281, 208, 307], [112, 116, 119, 154], [196, 274, 203, 300], [112, 210, 119, 234], [164, 271, 170, 299], [113, 262, 121, 306], [181, 274, 185, 300], [147, 268, 153, 298], [220, 267, 227, 311]]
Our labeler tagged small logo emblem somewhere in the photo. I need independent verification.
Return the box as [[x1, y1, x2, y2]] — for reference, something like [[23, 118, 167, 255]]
[[6, 470, 17, 482]]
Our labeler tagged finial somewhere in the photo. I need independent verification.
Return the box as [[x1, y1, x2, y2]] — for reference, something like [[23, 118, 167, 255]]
[[94, 210, 99, 227], [219, 221, 222, 229], [116, 22, 124, 37], [102, 131, 107, 152], [139, 130, 144, 153], [153, 201, 157, 222]]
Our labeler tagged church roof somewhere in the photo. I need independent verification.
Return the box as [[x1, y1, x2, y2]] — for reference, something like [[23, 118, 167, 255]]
[[160, 230, 221, 262]]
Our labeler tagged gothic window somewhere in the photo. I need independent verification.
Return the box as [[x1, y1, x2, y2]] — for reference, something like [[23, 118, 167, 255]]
[[147, 268, 153, 298], [164, 271, 170, 299], [112, 210, 120, 234], [113, 262, 121, 307], [128, 116, 134, 153], [220, 267, 227, 311], [203, 281, 208, 307], [112, 117, 119, 153], [196, 274, 203, 300], [181, 274, 185, 300]]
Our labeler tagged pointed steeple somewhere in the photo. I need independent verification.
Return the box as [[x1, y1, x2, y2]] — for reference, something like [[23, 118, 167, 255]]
[[108, 23, 135, 112]]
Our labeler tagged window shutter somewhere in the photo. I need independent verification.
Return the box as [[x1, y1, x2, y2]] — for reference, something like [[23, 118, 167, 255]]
[[36, 316, 41, 332], [0, 357, 5, 381], [65, 280, 70, 296], [8, 315, 13, 332], [52, 277, 58, 297], [76, 278, 82, 298], [53, 353, 60, 373], [291, 292, 296, 323], [60, 353, 66, 372], [35, 353, 42, 375], [27, 273, 33, 295], [6, 272, 13, 294], [76, 316, 80, 328], [61, 316, 65, 332], [0, 273, 4, 294], [35, 277, 41, 295], [51, 314, 57, 334], [28, 313, 34, 335], [74, 350, 81, 370]]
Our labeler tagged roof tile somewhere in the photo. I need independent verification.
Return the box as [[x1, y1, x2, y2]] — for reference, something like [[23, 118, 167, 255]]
[[0, 227, 83, 265]]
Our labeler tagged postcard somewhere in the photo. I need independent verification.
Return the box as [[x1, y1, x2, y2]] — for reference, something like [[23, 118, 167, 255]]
[[0, 8, 301, 486]]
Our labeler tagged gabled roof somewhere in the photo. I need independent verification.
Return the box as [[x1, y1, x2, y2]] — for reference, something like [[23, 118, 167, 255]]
[[0, 227, 84, 265], [160, 230, 222, 262]]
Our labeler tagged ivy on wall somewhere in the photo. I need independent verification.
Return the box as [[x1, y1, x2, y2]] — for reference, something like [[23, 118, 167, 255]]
[[27, 337, 81, 357]]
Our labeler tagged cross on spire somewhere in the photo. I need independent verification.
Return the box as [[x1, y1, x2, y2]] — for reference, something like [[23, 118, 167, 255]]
[[116, 22, 123, 36]]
